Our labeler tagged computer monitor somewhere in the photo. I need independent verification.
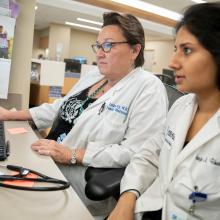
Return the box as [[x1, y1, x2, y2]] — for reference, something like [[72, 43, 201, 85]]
[[64, 59, 81, 73]]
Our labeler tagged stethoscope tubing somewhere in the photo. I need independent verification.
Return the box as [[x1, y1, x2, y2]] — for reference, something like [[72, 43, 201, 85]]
[[0, 166, 70, 191], [0, 181, 70, 191]]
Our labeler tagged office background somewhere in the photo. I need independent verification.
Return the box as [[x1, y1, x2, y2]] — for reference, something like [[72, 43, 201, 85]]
[[6, 0, 214, 110]]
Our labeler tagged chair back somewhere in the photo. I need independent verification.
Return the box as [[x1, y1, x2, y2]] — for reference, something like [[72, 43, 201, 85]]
[[164, 83, 184, 109], [156, 74, 173, 85]]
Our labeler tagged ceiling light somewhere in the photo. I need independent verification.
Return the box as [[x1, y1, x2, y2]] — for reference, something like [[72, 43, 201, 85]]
[[35, 6, 38, 10], [190, 0, 206, 3], [111, 0, 182, 21], [77, 18, 103, 26], [65, 22, 101, 31]]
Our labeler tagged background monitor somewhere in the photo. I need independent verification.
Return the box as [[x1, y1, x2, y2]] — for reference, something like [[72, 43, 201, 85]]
[[162, 68, 175, 86], [64, 59, 81, 73]]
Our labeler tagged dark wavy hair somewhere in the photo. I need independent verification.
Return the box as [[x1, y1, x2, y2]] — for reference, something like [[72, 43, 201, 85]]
[[102, 12, 145, 67], [175, 2, 220, 89]]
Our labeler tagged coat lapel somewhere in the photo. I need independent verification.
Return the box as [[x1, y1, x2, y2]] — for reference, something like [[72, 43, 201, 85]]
[[175, 108, 220, 168], [167, 96, 198, 180], [84, 67, 141, 109], [70, 73, 104, 95]]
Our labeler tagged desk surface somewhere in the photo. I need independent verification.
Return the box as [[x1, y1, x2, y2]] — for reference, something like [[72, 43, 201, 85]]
[[0, 121, 94, 220]]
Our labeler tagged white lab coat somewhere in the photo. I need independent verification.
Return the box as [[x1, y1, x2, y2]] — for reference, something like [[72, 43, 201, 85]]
[[30, 67, 168, 216], [121, 93, 220, 220]]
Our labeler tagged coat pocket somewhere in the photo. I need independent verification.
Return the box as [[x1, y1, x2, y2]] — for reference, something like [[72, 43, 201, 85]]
[[98, 115, 127, 143]]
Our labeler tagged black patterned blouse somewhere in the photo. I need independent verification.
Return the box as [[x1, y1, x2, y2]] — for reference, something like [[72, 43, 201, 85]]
[[46, 87, 96, 142]]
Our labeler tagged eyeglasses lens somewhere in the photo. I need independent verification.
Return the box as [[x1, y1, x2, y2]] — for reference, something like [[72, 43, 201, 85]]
[[92, 42, 112, 53]]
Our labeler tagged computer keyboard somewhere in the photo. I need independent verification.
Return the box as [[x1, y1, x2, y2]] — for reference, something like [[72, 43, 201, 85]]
[[0, 121, 9, 161]]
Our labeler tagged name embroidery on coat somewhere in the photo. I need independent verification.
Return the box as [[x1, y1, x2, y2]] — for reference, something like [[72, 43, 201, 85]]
[[196, 154, 220, 167], [165, 126, 175, 147], [106, 103, 128, 116]]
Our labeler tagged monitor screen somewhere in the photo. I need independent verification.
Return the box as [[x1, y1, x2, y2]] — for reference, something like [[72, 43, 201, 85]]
[[162, 68, 175, 86], [64, 59, 81, 73]]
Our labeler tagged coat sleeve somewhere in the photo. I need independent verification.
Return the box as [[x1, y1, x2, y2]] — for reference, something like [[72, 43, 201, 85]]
[[29, 98, 64, 130], [83, 80, 168, 167], [120, 129, 164, 195], [120, 94, 194, 195], [29, 73, 91, 130]]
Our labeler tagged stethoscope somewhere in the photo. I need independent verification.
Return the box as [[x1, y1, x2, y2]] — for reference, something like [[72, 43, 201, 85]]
[[0, 164, 70, 191]]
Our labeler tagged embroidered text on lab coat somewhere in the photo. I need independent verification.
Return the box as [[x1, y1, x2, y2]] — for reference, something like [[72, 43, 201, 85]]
[[196, 154, 220, 167], [107, 103, 128, 116], [165, 126, 175, 147]]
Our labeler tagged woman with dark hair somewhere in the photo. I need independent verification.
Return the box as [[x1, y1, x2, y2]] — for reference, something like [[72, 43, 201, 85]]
[[108, 3, 220, 220], [0, 12, 167, 219]]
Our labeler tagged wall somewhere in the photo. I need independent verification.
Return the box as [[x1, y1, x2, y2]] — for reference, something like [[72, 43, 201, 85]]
[[32, 30, 45, 58], [32, 25, 98, 65], [69, 29, 97, 64], [145, 40, 174, 74], [48, 23, 71, 61], [33, 24, 173, 74], [9, 0, 36, 109]]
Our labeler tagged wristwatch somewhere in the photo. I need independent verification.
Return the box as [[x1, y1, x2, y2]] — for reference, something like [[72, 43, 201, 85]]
[[70, 149, 77, 165]]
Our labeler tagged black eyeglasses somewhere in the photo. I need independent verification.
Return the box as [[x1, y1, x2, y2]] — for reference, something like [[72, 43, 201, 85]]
[[91, 41, 129, 53]]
